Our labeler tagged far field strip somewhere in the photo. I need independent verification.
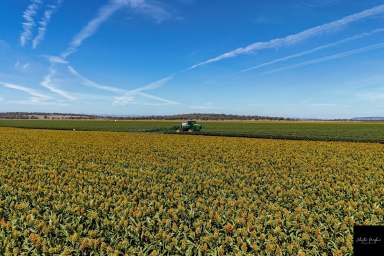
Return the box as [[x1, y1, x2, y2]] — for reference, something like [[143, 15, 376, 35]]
[[0, 119, 383, 143]]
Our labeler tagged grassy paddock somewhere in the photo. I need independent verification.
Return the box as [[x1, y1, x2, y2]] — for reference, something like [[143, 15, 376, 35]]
[[0, 119, 384, 142]]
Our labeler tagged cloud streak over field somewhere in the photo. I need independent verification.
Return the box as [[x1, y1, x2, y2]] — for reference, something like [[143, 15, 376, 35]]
[[241, 28, 384, 73], [124, 75, 175, 94], [68, 65, 178, 105], [41, 67, 76, 100], [62, 0, 170, 58], [0, 81, 49, 101], [39, 0, 174, 105], [32, 0, 63, 49], [67, 65, 126, 94], [20, 0, 43, 47], [52, 0, 176, 105], [61, 0, 124, 58], [189, 4, 384, 70], [263, 42, 384, 74], [113, 75, 178, 106]]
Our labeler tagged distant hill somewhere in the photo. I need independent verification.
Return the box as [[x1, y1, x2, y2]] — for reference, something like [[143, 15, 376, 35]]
[[0, 112, 296, 121]]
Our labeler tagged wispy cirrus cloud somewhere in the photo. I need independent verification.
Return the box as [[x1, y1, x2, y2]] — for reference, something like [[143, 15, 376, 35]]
[[35, 0, 173, 107], [62, 0, 170, 58], [117, 91, 179, 106], [130, 0, 171, 23], [113, 75, 178, 106], [20, 0, 43, 47], [61, 0, 125, 58], [241, 28, 384, 73], [189, 4, 384, 70], [0, 81, 49, 102], [44, 55, 68, 64], [263, 42, 384, 74], [14, 61, 31, 72], [124, 75, 175, 94], [67, 65, 125, 94], [32, 0, 63, 49], [67, 64, 178, 105], [41, 66, 76, 100]]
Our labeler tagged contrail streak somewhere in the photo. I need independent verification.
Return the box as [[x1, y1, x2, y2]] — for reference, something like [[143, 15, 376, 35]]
[[241, 28, 384, 73], [263, 42, 384, 74], [61, 0, 125, 58], [0, 81, 49, 100], [41, 66, 76, 100], [61, 0, 169, 58], [189, 4, 384, 70], [32, 0, 63, 49], [67, 65, 178, 105], [20, 0, 43, 47]]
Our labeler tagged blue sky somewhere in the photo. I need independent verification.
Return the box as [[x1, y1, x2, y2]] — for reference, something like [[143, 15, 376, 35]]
[[0, 0, 384, 118]]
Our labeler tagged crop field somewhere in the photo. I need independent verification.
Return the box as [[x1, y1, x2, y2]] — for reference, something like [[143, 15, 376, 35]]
[[1, 119, 384, 142], [198, 121, 384, 142], [0, 128, 383, 255], [0, 120, 177, 132]]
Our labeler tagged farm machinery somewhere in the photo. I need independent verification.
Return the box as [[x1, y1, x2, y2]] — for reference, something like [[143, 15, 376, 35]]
[[177, 120, 202, 132]]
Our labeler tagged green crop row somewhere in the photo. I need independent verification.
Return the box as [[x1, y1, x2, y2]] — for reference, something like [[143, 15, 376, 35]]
[[1, 119, 384, 143]]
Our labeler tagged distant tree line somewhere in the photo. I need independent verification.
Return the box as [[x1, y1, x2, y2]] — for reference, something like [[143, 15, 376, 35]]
[[0, 112, 97, 120], [0, 112, 299, 121], [3, 112, 378, 121], [124, 113, 297, 121]]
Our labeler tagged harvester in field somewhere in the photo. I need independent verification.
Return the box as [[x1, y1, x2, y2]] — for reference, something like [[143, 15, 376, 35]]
[[177, 120, 202, 132]]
